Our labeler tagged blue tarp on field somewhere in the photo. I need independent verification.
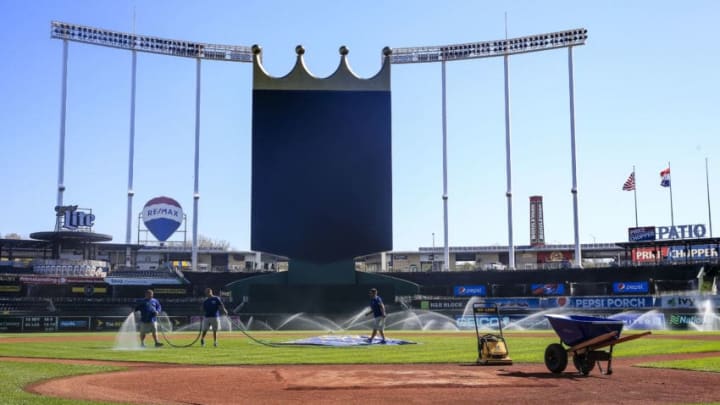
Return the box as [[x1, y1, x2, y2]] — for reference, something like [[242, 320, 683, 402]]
[[283, 335, 416, 347]]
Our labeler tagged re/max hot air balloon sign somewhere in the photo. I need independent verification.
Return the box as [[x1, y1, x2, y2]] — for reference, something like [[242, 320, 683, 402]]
[[142, 197, 183, 242]]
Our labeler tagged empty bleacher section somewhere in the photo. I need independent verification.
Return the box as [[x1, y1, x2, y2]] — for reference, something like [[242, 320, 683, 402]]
[[32, 259, 108, 278], [50, 298, 135, 316], [105, 264, 188, 285], [0, 298, 53, 315]]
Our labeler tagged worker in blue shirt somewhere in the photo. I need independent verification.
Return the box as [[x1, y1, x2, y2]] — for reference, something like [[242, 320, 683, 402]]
[[365, 288, 387, 344], [134, 289, 163, 348], [200, 288, 228, 347]]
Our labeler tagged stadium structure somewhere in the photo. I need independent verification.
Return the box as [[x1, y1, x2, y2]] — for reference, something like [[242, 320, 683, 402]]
[[1, 22, 718, 332], [1, 202, 718, 331]]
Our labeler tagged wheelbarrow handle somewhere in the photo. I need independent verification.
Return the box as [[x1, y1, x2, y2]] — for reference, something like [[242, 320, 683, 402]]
[[567, 331, 618, 353]]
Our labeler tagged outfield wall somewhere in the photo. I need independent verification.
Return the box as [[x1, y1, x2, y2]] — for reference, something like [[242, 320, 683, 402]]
[[1, 293, 717, 332]]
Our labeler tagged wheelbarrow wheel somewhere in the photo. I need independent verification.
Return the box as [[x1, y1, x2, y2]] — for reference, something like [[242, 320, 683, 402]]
[[572, 353, 595, 376], [544, 343, 568, 374]]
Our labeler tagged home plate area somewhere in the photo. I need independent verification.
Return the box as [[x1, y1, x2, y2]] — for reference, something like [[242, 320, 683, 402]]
[[282, 335, 416, 346]]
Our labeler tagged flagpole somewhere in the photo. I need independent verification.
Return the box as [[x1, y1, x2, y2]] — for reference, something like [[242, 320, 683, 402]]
[[706, 157, 713, 237], [668, 161, 675, 226], [632, 165, 638, 227]]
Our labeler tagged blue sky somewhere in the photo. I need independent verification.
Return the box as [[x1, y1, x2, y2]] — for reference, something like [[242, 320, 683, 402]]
[[1, 1, 718, 251]]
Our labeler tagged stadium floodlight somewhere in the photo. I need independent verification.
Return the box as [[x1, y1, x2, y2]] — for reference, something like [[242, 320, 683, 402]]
[[51, 21, 586, 65], [51, 21, 253, 62], [389, 28, 587, 64]]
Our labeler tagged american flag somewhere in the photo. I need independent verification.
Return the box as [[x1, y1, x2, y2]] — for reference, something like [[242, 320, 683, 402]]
[[622, 172, 635, 191]]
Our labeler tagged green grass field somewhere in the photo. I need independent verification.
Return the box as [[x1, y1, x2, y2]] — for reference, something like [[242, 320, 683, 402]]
[[0, 330, 718, 405]]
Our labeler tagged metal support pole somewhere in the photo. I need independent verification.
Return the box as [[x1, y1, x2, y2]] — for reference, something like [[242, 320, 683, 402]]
[[632, 165, 639, 227], [668, 161, 675, 227], [503, 53, 515, 270], [125, 50, 137, 266], [441, 59, 450, 271], [191, 58, 201, 272], [56, 40, 69, 209], [706, 158, 713, 237], [568, 46, 582, 268]]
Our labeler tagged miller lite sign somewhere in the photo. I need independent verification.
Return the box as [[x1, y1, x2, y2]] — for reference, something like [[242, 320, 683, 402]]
[[55, 205, 95, 231], [250, 45, 392, 263]]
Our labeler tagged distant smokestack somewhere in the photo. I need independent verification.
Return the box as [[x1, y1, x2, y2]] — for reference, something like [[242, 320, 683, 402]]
[[530, 196, 545, 246]]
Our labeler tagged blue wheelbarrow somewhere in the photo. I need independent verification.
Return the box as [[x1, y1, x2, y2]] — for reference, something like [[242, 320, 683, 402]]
[[544, 314, 651, 376]]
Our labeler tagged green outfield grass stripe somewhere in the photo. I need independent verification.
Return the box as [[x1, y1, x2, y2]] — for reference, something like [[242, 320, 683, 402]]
[[0, 331, 718, 366]]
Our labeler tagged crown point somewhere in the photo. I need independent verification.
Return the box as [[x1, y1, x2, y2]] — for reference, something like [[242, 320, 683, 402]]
[[339, 46, 349, 56], [295, 45, 305, 55], [382, 47, 392, 56], [252, 44, 261, 55]]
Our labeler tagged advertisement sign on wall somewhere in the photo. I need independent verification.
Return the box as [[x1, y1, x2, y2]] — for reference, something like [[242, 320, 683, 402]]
[[667, 245, 719, 261], [455, 315, 517, 330], [612, 281, 649, 294], [659, 296, 720, 309], [481, 298, 540, 309], [632, 247, 669, 263], [668, 313, 704, 329], [610, 312, 665, 329], [656, 224, 706, 240], [567, 296, 655, 309], [419, 300, 468, 310], [630, 225, 708, 241], [453, 285, 486, 297], [530, 283, 565, 296], [628, 226, 656, 241], [71, 286, 107, 295], [536, 251, 573, 263], [93, 317, 129, 331], [104, 277, 184, 285], [58, 317, 90, 331], [542, 297, 571, 308]]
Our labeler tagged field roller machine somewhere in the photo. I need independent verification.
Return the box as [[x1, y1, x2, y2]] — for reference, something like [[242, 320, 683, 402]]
[[544, 314, 651, 376], [472, 302, 512, 365]]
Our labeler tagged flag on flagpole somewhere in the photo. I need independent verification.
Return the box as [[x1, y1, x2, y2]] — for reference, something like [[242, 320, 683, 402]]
[[622, 172, 635, 191], [660, 167, 671, 187]]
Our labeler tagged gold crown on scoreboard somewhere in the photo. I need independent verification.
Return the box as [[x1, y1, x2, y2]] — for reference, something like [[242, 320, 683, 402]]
[[252, 45, 391, 91]]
